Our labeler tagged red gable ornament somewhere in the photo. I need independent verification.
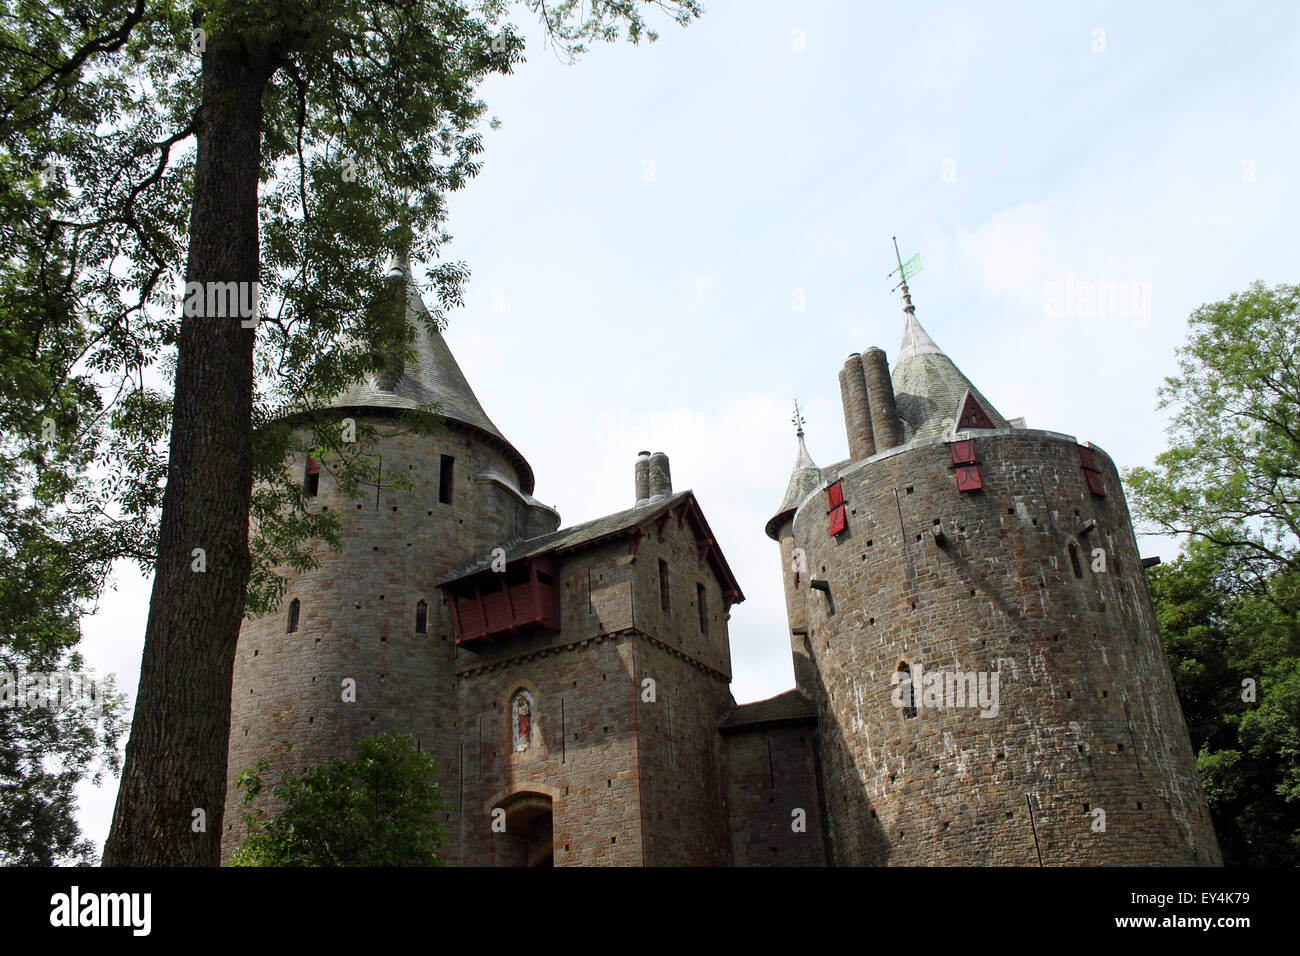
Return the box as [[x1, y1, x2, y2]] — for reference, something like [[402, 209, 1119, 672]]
[[955, 391, 995, 431]]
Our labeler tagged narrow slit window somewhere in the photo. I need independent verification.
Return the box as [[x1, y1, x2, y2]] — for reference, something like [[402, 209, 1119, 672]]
[[304, 457, 320, 497], [287, 598, 300, 634], [438, 455, 455, 504], [415, 599, 428, 634], [1069, 542, 1083, 578], [659, 560, 671, 613], [697, 583, 708, 633], [897, 661, 917, 718]]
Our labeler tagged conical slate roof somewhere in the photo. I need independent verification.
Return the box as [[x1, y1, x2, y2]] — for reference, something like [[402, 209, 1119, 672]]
[[330, 259, 535, 493], [890, 313, 1008, 443], [766, 429, 822, 539]]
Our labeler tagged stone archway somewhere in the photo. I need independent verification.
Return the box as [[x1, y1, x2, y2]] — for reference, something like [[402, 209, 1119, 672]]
[[494, 790, 554, 867]]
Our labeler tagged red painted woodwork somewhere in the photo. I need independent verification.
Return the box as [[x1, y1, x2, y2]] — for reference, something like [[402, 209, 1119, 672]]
[[956, 392, 995, 430], [1078, 445, 1106, 496], [826, 480, 844, 509], [955, 464, 983, 492], [828, 504, 846, 536], [949, 440, 976, 465], [452, 556, 561, 646]]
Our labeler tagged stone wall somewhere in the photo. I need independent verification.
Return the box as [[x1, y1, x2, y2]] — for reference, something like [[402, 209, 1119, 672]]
[[788, 428, 1221, 865], [223, 417, 542, 865], [722, 722, 826, 866], [452, 501, 738, 865]]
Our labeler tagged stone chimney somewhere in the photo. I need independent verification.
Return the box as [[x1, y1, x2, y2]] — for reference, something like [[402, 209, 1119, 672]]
[[647, 451, 672, 502], [838, 353, 876, 462], [862, 347, 902, 451], [635, 450, 651, 506]]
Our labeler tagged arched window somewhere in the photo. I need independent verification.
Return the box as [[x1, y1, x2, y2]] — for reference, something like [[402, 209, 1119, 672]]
[[415, 599, 428, 634], [511, 689, 535, 753], [897, 661, 917, 719], [287, 598, 301, 634]]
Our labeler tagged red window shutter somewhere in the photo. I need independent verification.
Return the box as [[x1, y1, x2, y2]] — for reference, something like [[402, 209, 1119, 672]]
[[304, 456, 321, 496], [955, 465, 983, 492], [1078, 445, 1106, 496], [949, 440, 976, 465], [826, 480, 844, 509], [827, 504, 846, 536]]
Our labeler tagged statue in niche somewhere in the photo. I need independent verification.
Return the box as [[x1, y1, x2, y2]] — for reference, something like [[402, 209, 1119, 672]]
[[512, 691, 533, 752]]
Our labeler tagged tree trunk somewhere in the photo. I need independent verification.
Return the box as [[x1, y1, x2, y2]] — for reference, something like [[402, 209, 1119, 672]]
[[103, 37, 267, 866]]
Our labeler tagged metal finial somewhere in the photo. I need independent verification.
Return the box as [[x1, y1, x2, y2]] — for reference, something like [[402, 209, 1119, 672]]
[[792, 400, 805, 435], [888, 236, 922, 314]]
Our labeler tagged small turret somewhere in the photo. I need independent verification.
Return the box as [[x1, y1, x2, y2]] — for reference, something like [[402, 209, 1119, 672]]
[[766, 404, 821, 540]]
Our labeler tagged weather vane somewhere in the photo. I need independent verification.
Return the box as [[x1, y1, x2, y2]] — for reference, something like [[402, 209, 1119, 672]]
[[888, 236, 922, 312], [792, 400, 805, 435]]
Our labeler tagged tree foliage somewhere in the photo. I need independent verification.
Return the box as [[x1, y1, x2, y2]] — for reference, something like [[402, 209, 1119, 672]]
[[2, 0, 700, 864], [230, 732, 449, 866], [1146, 541, 1300, 866], [1130, 282, 1300, 865], [1127, 282, 1300, 608]]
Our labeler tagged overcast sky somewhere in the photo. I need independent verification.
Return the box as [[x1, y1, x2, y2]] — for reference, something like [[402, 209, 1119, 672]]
[[73, 0, 1300, 854]]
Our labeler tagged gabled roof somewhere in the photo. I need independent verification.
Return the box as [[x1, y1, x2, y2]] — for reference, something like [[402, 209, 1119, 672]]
[[438, 489, 745, 607], [890, 313, 1008, 443], [329, 259, 535, 493], [719, 689, 817, 732], [766, 429, 822, 540]]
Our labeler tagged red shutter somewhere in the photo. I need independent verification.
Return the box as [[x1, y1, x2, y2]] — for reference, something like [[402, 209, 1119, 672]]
[[1078, 445, 1106, 496], [955, 465, 983, 492], [828, 504, 846, 536], [949, 440, 976, 465], [826, 480, 844, 509]]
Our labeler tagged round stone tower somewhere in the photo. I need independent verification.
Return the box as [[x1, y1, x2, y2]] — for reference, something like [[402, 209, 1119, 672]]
[[770, 305, 1221, 866], [222, 260, 559, 864]]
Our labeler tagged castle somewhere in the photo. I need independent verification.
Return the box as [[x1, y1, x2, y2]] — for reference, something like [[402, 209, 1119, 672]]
[[221, 259, 1222, 866]]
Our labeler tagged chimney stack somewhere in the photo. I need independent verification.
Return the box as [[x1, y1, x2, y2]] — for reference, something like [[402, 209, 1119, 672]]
[[838, 353, 877, 462], [647, 451, 672, 501], [862, 347, 903, 451], [635, 450, 651, 506]]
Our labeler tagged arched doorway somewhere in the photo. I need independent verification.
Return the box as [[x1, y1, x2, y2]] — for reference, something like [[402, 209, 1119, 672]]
[[494, 791, 554, 867]]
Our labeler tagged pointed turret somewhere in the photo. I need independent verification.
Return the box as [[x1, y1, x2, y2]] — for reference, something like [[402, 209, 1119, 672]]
[[889, 311, 1008, 444], [329, 256, 535, 493], [766, 410, 822, 540]]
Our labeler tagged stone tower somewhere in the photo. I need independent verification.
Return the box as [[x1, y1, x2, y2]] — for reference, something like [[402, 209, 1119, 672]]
[[222, 261, 559, 864], [767, 294, 1222, 865]]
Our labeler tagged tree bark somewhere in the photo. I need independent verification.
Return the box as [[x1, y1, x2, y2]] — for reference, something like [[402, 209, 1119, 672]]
[[103, 37, 268, 866]]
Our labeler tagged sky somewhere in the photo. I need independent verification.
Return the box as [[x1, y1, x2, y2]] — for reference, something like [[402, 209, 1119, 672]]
[[72, 0, 1300, 855]]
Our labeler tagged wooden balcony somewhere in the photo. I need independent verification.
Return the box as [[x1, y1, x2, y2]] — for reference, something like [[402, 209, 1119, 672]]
[[449, 556, 561, 647]]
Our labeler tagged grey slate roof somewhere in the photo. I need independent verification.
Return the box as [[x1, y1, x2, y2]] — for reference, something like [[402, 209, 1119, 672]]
[[890, 313, 1008, 443], [719, 689, 817, 732], [438, 490, 695, 585], [329, 260, 535, 492], [766, 429, 822, 539]]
